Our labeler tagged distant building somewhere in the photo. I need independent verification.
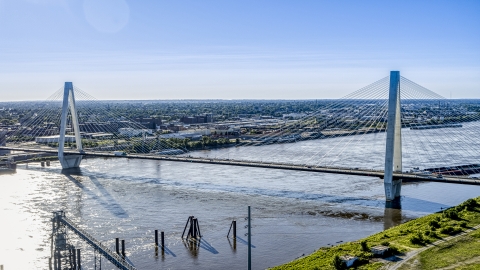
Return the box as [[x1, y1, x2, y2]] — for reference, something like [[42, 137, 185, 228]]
[[134, 117, 162, 129], [179, 129, 211, 135], [180, 114, 213, 124], [118, 128, 153, 137], [79, 122, 117, 133], [212, 125, 240, 136], [159, 132, 202, 141], [79, 121, 137, 133], [282, 113, 307, 119], [159, 128, 209, 140], [35, 135, 76, 144], [159, 133, 186, 139], [165, 123, 186, 132], [81, 133, 114, 140]]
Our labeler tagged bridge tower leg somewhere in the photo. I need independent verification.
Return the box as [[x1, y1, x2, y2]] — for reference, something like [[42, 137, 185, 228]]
[[58, 82, 83, 169], [384, 71, 402, 201]]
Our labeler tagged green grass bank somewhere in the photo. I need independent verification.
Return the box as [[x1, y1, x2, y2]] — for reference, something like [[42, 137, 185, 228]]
[[270, 197, 480, 270], [397, 229, 480, 270]]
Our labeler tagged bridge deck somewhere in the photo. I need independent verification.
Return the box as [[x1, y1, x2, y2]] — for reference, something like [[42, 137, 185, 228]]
[[3, 146, 480, 186]]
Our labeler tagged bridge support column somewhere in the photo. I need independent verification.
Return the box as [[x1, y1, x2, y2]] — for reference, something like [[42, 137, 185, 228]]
[[58, 82, 83, 169], [384, 71, 402, 201]]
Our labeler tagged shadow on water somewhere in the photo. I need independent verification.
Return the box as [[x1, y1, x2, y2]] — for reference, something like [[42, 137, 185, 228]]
[[182, 238, 200, 258], [400, 196, 449, 213], [385, 197, 402, 210], [383, 196, 451, 230], [156, 246, 176, 258], [61, 168, 129, 218], [198, 238, 219, 254], [227, 237, 237, 252], [182, 238, 219, 256], [235, 236, 256, 248], [125, 257, 135, 267]]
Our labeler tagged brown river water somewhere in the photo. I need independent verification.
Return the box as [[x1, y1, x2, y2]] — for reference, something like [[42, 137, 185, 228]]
[[1, 126, 479, 269]]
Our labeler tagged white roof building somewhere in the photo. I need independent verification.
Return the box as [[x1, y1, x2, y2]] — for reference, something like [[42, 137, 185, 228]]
[[35, 135, 76, 144]]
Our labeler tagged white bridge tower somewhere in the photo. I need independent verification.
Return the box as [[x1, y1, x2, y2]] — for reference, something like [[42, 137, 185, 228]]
[[58, 82, 83, 169], [384, 71, 402, 201]]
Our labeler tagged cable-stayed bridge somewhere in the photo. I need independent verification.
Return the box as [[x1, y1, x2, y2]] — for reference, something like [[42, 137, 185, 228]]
[[1, 71, 479, 201]]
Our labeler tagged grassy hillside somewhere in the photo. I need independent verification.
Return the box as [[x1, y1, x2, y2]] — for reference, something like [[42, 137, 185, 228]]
[[270, 197, 480, 270]]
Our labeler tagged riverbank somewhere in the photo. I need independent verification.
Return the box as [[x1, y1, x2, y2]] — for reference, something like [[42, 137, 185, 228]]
[[270, 197, 480, 270]]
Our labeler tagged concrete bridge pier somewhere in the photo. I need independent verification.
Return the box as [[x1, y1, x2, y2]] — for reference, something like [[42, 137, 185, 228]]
[[384, 71, 402, 201], [59, 155, 83, 169], [58, 82, 83, 169]]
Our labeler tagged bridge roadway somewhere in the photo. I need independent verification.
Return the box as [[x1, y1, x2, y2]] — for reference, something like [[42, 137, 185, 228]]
[[3, 146, 480, 186]]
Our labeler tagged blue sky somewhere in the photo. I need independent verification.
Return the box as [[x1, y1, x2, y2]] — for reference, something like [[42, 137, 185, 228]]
[[0, 0, 478, 100]]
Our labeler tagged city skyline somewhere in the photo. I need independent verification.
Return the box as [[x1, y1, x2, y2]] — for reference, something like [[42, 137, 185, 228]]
[[0, 0, 479, 101]]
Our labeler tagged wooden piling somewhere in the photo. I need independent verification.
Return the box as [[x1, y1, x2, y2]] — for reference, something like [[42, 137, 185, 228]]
[[41, 161, 45, 167], [193, 218, 198, 238], [196, 218, 201, 238], [121, 239, 125, 257], [115, 238, 120, 255], [227, 220, 236, 238], [233, 220, 237, 238], [77, 249, 81, 269], [161, 231, 165, 251], [72, 248, 76, 269], [181, 216, 193, 238], [56, 251, 62, 269], [188, 216, 194, 238], [68, 249, 73, 269], [155, 230, 158, 247], [183, 215, 201, 239]]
